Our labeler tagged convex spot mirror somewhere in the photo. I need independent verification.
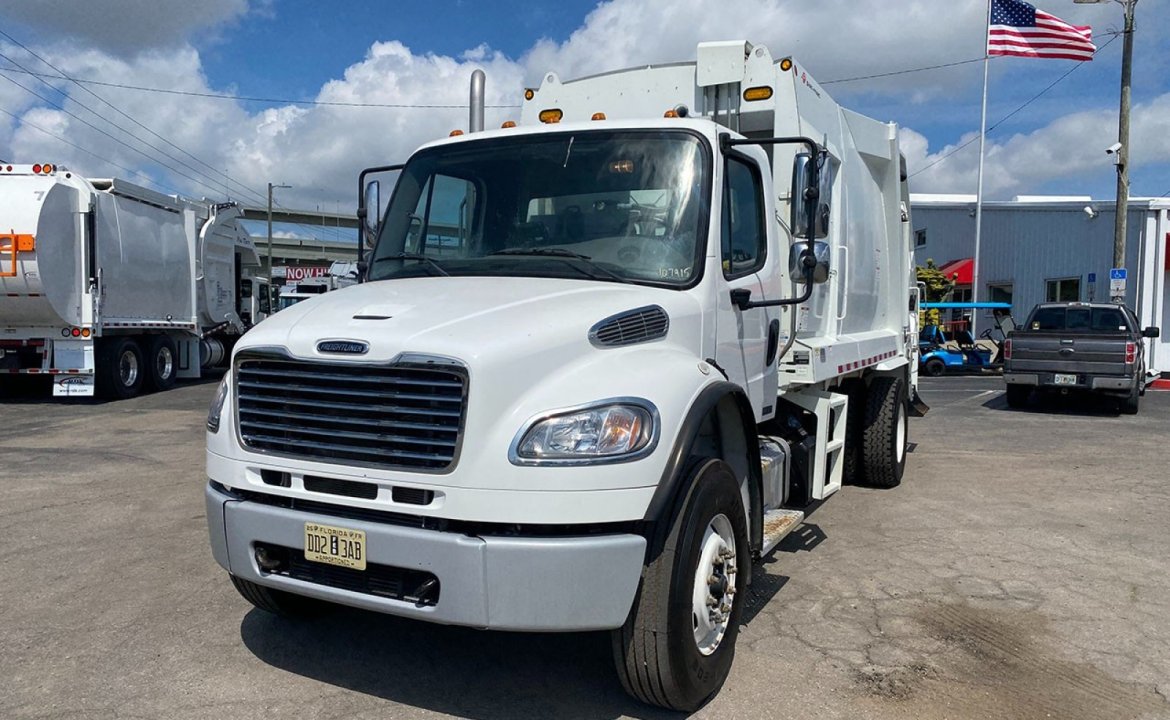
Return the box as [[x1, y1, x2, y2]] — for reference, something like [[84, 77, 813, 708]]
[[789, 240, 831, 284], [790, 152, 833, 240], [362, 180, 381, 250]]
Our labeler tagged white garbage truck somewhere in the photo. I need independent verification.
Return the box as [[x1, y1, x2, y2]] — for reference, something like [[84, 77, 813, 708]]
[[205, 41, 922, 711], [0, 165, 269, 398]]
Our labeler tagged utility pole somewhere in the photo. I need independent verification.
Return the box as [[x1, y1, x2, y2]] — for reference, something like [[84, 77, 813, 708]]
[[1074, 0, 1137, 296], [267, 182, 291, 282]]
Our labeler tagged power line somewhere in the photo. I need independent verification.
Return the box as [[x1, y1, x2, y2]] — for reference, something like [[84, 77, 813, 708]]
[[909, 34, 1119, 180], [0, 30, 270, 206], [822, 57, 987, 85], [0, 63, 521, 109]]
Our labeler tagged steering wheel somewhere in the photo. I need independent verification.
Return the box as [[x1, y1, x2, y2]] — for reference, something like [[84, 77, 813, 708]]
[[979, 328, 993, 339]]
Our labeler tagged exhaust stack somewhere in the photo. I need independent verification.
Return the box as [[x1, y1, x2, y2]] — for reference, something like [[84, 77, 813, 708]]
[[469, 69, 485, 133]]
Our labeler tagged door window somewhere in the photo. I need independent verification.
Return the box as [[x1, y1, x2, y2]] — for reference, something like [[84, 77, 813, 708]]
[[721, 157, 766, 279], [406, 174, 478, 256]]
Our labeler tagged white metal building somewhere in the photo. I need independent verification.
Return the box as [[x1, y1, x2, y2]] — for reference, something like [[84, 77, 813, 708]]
[[910, 194, 1170, 375]]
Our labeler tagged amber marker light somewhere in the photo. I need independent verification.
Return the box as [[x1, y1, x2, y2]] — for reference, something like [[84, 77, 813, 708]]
[[779, 58, 794, 72], [743, 86, 773, 101], [663, 109, 679, 118], [538, 109, 563, 123], [449, 129, 464, 136], [501, 121, 517, 128], [524, 89, 535, 101], [591, 112, 606, 121]]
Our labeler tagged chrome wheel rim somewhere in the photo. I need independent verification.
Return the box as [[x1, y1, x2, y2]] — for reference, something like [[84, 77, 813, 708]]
[[156, 346, 174, 380], [692, 513, 737, 656], [119, 349, 139, 387]]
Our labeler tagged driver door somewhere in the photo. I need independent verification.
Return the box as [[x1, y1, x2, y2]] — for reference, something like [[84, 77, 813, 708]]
[[715, 155, 771, 420]]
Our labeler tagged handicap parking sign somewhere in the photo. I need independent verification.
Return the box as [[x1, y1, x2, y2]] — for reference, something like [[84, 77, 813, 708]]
[[1109, 268, 1127, 281]]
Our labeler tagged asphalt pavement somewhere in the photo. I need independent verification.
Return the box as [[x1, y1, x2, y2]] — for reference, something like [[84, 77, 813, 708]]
[[1, 374, 1167, 719]]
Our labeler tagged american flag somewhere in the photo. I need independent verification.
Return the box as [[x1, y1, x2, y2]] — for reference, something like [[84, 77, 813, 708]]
[[988, 0, 1096, 61]]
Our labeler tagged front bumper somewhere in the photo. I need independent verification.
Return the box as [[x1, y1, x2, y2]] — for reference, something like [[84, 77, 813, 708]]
[[205, 482, 646, 631]]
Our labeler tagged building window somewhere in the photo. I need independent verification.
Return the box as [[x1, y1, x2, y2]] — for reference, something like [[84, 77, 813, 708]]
[[987, 283, 1013, 305], [915, 229, 927, 247], [1046, 277, 1081, 302]]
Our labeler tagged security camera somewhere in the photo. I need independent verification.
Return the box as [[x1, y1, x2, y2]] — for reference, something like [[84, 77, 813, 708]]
[[1105, 142, 1122, 155], [1084, 205, 1098, 218]]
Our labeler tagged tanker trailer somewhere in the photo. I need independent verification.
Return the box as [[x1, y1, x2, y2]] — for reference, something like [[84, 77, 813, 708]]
[[0, 163, 262, 398]]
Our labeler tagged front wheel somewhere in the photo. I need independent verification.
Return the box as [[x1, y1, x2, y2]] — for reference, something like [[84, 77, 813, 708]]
[[923, 358, 946, 377], [861, 375, 908, 489], [611, 458, 749, 712]]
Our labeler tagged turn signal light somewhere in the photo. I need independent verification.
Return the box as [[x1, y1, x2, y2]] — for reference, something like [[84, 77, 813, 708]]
[[81, 328, 91, 338], [743, 86, 773, 101], [1125, 342, 1136, 363], [1003, 339, 1012, 361], [538, 109, 563, 124]]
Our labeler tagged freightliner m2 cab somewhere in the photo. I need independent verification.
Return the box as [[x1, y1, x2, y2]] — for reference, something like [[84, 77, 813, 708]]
[[205, 42, 922, 711]]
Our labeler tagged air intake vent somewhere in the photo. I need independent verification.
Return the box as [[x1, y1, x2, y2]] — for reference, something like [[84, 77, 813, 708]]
[[589, 305, 670, 348]]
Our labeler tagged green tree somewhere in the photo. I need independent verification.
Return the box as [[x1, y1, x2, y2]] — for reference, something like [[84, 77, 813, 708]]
[[916, 259, 955, 329]]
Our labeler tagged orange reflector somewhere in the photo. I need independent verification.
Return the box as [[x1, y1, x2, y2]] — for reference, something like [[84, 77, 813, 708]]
[[81, 328, 91, 338], [591, 112, 606, 121], [743, 86, 773, 102], [663, 109, 679, 118], [538, 109, 563, 124], [71, 328, 81, 337], [779, 58, 793, 72], [32, 164, 41, 174], [45, 163, 54, 173], [449, 129, 464, 136], [524, 89, 535, 101], [501, 120, 517, 128]]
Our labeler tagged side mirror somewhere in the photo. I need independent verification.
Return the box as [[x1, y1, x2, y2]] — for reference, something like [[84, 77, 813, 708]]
[[1143, 326, 1160, 339], [362, 180, 381, 249], [789, 240, 831, 284], [790, 152, 833, 240]]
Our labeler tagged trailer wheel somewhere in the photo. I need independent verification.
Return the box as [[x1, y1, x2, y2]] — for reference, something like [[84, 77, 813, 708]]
[[1005, 383, 1031, 409], [611, 458, 748, 712], [98, 338, 145, 399], [861, 376, 908, 489], [145, 335, 178, 392], [229, 575, 326, 618], [923, 358, 946, 377]]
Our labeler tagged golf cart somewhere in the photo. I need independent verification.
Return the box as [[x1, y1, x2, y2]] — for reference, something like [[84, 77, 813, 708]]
[[919, 302, 1015, 376]]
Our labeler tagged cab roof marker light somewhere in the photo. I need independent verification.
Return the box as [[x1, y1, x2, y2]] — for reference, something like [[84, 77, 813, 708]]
[[449, 129, 464, 136], [501, 120, 517, 128], [524, 89, 535, 101], [591, 112, 606, 121], [779, 57, 794, 72]]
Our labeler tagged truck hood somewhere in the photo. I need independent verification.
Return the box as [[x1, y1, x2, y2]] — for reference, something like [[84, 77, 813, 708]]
[[240, 276, 702, 365]]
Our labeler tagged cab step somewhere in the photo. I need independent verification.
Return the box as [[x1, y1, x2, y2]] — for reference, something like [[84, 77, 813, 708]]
[[760, 508, 805, 557]]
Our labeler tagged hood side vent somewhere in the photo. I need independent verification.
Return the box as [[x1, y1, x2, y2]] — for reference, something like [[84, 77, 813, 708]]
[[589, 305, 670, 348]]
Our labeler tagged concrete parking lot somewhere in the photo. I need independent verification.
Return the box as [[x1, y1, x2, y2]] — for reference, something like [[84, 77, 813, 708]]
[[1, 375, 1168, 719]]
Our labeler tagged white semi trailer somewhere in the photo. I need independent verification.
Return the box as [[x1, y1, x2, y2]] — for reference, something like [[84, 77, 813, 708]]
[[0, 165, 269, 398], [205, 42, 923, 711]]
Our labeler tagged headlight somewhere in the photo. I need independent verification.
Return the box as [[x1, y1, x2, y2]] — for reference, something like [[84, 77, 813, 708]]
[[207, 374, 229, 433], [511, 400, 658, 465]]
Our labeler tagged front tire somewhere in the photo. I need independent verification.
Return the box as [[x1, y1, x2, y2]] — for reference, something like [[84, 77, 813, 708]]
[[229, 575, 326, 618], [923, 358, 946, 377], [861, 375, 908, 489], [611, 458, 749, 712]]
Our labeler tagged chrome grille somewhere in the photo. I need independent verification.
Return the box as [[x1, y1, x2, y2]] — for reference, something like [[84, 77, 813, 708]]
[[589, 305, 670, 347], [236, 357, 466, 471]]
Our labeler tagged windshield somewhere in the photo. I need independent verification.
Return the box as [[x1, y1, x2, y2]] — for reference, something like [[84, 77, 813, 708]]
[[368, 131, 710, 287]]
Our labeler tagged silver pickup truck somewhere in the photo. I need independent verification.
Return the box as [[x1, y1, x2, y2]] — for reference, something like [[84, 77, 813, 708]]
[[1003, 302, 1160, 414]]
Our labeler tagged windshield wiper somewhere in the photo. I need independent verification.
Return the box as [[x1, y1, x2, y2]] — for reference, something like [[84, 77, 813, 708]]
[[487, 248, 630, 284], [372, 253, 449, 276]]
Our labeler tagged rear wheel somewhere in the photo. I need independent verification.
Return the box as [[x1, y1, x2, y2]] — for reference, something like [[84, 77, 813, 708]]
[[1005, 383, 1031, 409], [145, 335, 178, 392], [861, 375, 908, 489], [229, 575, 326, 618], [923, 358, 946, 377], [611, 458, 748, 712], [97, 337, 145, 399], [1120, 383, 1140, 415]]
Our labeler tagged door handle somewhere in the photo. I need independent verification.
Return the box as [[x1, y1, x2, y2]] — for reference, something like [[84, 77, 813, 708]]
[[765, 319, 781, 366]]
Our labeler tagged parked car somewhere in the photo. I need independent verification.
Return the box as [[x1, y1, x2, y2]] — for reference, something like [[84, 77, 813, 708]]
[[1003, 302, 1160, 414]]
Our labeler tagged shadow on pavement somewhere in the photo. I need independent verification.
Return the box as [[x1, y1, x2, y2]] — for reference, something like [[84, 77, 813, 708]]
[[240, 608, 681, 720], [981, 389, 1123, 417]]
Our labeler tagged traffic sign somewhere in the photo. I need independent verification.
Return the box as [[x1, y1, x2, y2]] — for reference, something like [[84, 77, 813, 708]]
[[1109, 268, 1127, 281], [1088, 272, 1097, 283]]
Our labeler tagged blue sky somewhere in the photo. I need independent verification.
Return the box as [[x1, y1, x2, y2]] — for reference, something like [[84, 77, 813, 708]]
[[1, 0, 1168, 225]]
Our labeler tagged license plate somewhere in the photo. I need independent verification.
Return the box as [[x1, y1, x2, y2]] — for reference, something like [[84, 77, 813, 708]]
[[304, 522, 366, 570], [1054, 373, 1077, 386]]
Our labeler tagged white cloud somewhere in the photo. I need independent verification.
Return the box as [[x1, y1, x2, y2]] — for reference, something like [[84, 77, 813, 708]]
[[2, 0, 1169, 210]]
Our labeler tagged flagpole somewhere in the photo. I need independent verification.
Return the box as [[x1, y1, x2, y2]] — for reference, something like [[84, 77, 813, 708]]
[[972, 0, 992, 336]]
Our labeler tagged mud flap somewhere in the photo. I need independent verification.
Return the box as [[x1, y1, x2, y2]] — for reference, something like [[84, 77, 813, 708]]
[[908, 387, 930, 417]]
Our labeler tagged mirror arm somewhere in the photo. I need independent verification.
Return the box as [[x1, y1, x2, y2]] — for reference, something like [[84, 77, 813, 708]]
[[721, 133, 821, 309]]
